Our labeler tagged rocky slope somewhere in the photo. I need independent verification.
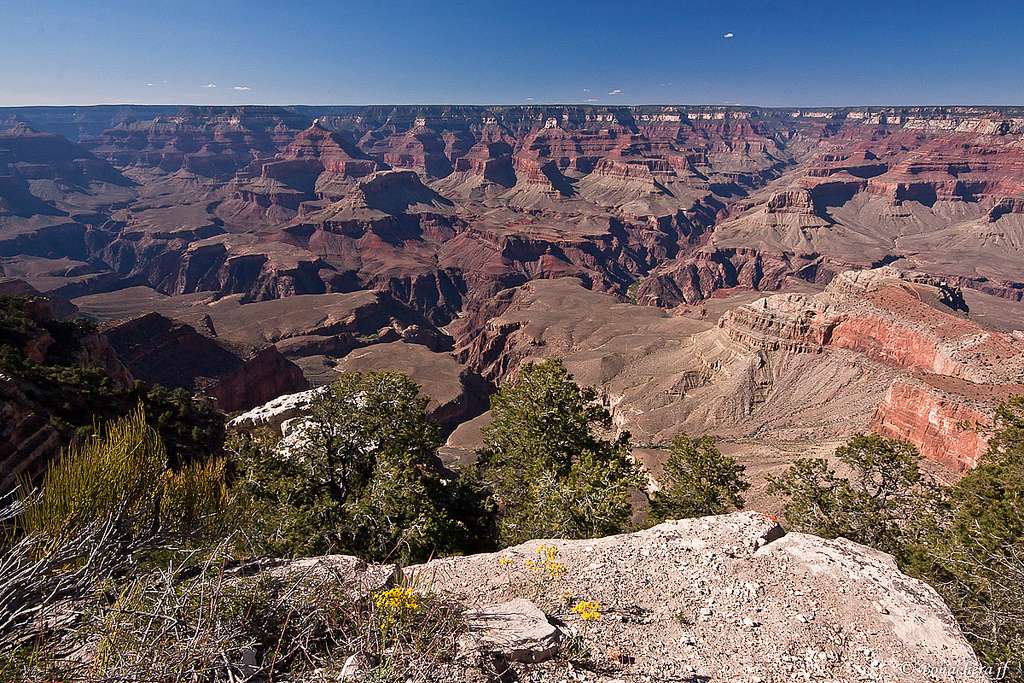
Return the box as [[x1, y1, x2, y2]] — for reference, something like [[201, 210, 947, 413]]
[[271, 512, 985, 682], [102, 311, 309, 413], [453, 267, 1023, 472]]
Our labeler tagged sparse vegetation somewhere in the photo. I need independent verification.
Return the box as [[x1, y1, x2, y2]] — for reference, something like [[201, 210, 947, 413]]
[[0, 407, 227, 660], [769, 408, 1024, 678], [626, 280, 642, 304], [4, 550, 467, 683]]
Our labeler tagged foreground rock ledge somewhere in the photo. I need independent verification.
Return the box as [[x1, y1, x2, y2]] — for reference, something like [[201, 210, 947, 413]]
[[299, 512, 984, 682]]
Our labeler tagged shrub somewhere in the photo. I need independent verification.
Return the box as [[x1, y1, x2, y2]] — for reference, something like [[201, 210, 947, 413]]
[[766, 434, 932, 558], [0, 407, 228, 652], [234, 371, 495, 563], [649, 434, 749, 522], [135, 384, 225, 467], [160, 457, 229, 539], [475, 358, 641, 546], [14, 405, 227, 542], [15, 405, 166, 539]]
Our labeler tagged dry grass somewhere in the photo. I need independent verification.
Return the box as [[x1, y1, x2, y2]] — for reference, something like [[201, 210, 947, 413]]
[[2, 546, 469, 683]]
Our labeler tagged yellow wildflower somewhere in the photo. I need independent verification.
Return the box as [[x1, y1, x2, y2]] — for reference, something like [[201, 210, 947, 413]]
[[373, 586, 422, 634], [527, 544, 565, 578], [373, 586, 421, 611], [572, 600, 602, 621]]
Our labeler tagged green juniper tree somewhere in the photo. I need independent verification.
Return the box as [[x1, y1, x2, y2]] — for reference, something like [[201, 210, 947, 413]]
[[767, 433, 931, 557], [234, 371, 494, 563], [650, 434, 749, 522], [933, 397, 1024, 674], [475, 358, 640, 546]]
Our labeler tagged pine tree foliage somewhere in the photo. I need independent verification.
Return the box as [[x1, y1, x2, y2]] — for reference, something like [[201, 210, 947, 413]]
[[650, 434, 749, 522], [476, 359, 640, 546]]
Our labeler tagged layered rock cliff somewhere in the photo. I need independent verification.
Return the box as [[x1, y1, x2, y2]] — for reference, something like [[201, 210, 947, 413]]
[[7, 104, 1024, 325], [714, 268, 1024, 469], [452, 268, 1020, 471]]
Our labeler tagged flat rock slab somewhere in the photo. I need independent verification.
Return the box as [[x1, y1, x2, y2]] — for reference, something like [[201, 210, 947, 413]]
[[460, 598, 562, 664]]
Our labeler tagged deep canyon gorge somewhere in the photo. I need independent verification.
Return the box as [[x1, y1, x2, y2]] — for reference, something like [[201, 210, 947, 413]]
[[3, 103, 1024, 492]]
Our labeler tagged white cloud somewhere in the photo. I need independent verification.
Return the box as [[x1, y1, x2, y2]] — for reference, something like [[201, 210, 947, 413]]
[[723, 32, 734, 39], [585, 98, 599, 103], [526, 97, 535, 101], [203, 83, 218, 88], [608, 89, 623, 95], [233, 85, 251, 91], [583, 88, 591, 93], [145, 83, 154, 87]]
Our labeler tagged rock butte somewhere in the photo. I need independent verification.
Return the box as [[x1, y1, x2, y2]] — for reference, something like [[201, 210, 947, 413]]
[[2, 103, 1024, 484]]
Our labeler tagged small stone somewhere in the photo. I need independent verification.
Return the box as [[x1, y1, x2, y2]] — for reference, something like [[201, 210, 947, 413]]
[[340, 653, 373, 681]]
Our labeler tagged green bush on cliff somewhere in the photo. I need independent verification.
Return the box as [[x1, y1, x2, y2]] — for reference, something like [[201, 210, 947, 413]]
[[767, 433, 934, 558], [475, 358, 641, 546], [10, 352, 226, 466], [649, 434, 750, 522], [232, 371, 495, 563], [769, 409, 1024, 677], [14, 405, 227, 542], [931, 397, 1024, 673]]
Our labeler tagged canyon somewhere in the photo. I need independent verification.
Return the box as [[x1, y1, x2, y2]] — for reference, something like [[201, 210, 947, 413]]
[[2, 104, 1024, 491]]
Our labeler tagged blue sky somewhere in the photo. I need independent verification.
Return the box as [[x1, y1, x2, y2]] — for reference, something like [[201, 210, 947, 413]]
[[2, 0, 1023, 107]]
